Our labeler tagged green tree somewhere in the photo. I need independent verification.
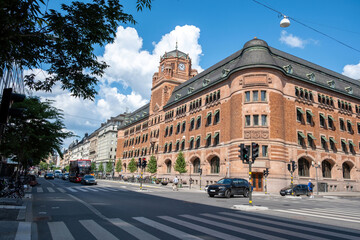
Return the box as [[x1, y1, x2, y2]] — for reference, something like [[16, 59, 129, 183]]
[[128, 158, 137, 173], [106, 160, 113, 173], [174, 151, 187, 183], [147, 155, 157, 174], [65, 165, 70, 172], [115, 159, 122, 173], [39, 161, 48, 171], [0, 97, 74, 168], [1, 0, 151, 100], [91, 162, 97, 172], [98, 163, 104, 172]]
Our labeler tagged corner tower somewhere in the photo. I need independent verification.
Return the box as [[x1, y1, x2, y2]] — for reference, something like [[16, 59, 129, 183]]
[[149, 47, 198, 115]]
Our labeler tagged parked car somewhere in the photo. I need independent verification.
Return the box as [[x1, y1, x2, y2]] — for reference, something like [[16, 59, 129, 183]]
[[81, 175, 97, 185], [207, 178, 250, 198], [280, 184, 310, 196], [44, 173, 55, 180], [62, 173, 69, 180], [54, 170, 62, 178]]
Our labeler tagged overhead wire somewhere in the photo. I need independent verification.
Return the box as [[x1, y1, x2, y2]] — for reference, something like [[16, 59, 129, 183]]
[[251, 0, 360, 54]]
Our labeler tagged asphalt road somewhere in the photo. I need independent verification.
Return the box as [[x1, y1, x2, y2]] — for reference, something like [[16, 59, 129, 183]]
[[10, 177, 360, 239]]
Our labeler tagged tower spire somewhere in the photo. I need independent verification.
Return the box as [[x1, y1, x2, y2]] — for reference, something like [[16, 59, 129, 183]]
[[175, 41, 178, 50]]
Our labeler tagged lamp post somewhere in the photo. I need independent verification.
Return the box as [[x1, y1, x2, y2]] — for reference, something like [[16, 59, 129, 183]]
[[189, 162, 192, 189], [312, 161, 320, 195]]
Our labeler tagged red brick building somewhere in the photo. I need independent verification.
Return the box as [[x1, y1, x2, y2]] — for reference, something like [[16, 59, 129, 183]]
[[116, 38, 359, 193]]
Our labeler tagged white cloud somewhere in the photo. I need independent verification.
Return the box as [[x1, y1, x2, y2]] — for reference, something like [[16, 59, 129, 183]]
[[342, 62, 360, 80], [279, 31, 319, 49]]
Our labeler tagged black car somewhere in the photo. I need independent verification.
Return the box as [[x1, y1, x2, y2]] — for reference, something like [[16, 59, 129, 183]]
[[81, 175, 97, 185], [44, 173, 54, 180], [207, 178, 250, 198], [280, 184, 310, 196]]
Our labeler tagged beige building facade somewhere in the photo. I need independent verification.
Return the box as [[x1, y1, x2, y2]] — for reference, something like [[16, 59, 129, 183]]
[[116, 38, 360, 193]]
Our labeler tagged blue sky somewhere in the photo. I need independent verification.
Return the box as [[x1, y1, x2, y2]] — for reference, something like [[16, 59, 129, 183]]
[[32, 0, 360, 149]]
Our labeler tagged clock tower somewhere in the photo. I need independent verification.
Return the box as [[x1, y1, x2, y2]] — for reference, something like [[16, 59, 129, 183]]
[[149, 47, 198, 116]]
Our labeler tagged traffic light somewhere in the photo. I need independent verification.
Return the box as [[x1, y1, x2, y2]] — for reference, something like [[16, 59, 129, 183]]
[[142, 158, 147, 168], [251, 142, 259, 161], [292, 161, 296, 172], [238, 144, 245, 160], [0, 88, 25, 124], [263, 168, 269, 177], [287, 163, 291, 172], [138, 158, 142, 167]]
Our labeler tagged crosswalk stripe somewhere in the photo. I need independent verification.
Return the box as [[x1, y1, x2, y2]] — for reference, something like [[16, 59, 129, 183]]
[[15, 222, 31, 240], [160, 215, 244, 240], [101, 187, 118, 191], [95, 188, 110, 192], [221, 212, 358, 240], [66, 188, 78, 192], [79, 219, 118, 240], [74, 187, 89, 192], [134, 217, 202, 240], [57, 188, 66, 193], [276, 209, 360, 223], [201, 213, 324, 240], [37, 187, 43, 193], [47, 187, 55, 193], [86, 188, 99, 192], [311, 208, 360, 217], [48, 222, 75, 240], [108, 218, 160, 240]]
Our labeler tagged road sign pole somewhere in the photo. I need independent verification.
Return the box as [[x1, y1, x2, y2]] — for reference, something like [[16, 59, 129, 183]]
[[249, 160, 253, 206]]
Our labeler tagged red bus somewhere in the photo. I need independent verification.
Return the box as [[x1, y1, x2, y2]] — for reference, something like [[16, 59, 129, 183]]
[[69, 159, 92, 182]]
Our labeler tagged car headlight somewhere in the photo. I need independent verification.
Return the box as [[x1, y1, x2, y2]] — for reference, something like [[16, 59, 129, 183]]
[[219, 186, 226, 190]]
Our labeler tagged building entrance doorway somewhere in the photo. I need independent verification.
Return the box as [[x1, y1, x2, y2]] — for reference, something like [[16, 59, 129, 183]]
[[251, 172, 263, 192]]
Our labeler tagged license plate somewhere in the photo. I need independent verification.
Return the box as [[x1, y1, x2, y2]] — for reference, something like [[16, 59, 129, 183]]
[[210, 190, 215, 192]]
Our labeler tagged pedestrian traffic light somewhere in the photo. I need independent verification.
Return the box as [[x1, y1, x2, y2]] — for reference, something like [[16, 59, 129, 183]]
[[142, 158, 147, 168], [239, 144, 249, 162], [251, 142, 259, 161], [292, 161, 296, 172], [287, 163, 291, 172], [0, 88, 25, 124], [138, 158, 142, 167]]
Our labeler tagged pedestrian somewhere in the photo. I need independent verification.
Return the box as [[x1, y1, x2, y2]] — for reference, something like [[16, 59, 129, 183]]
[[308, 179, 314, 198], [173, 176, 179, 191]]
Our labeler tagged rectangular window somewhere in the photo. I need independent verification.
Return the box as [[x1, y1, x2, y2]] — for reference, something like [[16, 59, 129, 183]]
[[245, 91, 250, 102], [319, 113, 325, 128], [261, 90, 267, 101], [262, 145, 268, 157], [296, 108, 303, 122], [261, 115, 267, 126], [245, 115, 251, 126], [253, 91, 258, 101], [340, 119, 345, 131], [253, 115, 259, 126]]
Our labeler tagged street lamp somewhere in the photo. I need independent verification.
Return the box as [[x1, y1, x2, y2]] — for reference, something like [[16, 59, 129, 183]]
[[312, 161, 321, 195], [280, 15, 290, 28]]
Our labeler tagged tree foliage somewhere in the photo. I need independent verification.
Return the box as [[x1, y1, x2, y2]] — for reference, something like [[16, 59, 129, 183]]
[[0, 97, 74, 168], [0, 0, 152, 99], [91, 162, 97, 172], [128, 158, 137, 173], [147, 155, 157, 174], [106, 160, 113, 173], [174, 151, 187, 174], [98, 163, 104, 172], [115, 159, 122, 173], [39, 161, 48, 171]]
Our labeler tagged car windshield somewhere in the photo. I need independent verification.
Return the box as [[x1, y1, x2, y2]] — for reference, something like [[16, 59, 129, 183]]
[[84, 175, 94, 179], [65, 173, 69, 176], [217, 178, 232, 184], [47, 173, 53, 176]]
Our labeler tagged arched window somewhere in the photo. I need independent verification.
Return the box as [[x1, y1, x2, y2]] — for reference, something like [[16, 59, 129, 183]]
[[210, 156, 220, 174], [193, 158, 200, 173], [166, 160, 172, 173], [322, 160, 332, 178], [298, 158, 310, 177], [181, 140, 185, 151], [343, 162, 351, 179]]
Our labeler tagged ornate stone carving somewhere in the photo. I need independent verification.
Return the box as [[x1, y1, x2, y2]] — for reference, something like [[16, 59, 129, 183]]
[[244, 130, 269, 139]]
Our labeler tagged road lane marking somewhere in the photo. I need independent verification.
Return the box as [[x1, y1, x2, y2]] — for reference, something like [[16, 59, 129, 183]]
[[66, 188, 78, 192], [95, 188, 110, 192], [161, 215, 245, 240], [310, 208, 360, 217], [15, 222, 31, 240], [86, 188, 99, 192], [48, 222, 75, 240], [275, 209, 360, 223], [101, 187, 118, 191], [79, 220, 118, 240], [109, 218, 160, 240], [74, 187, 89, 192], [57, 188, 66, 193], [47, 187, 55, 193], [37, 187, 43, 193], [133, 217, 202, 240]]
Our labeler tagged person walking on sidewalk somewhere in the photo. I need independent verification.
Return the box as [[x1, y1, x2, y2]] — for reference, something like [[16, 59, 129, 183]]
[[173, 176, 179, 191], [308, 179, 314, 198]]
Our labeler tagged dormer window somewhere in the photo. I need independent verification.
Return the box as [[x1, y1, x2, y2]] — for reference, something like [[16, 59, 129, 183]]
[[222, 68, 230, 77], [345, 86, 353, 94], [203, 78, 210, 86], [306, 72, 316, 81], [188, 87, 194, 94], [283, 65, 293, 74], [175, 93, 181, 100], [327, 80, 335, 88]]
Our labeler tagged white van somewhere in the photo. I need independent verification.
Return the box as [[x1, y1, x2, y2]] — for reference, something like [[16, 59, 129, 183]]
[[54, 170, 62, 178]]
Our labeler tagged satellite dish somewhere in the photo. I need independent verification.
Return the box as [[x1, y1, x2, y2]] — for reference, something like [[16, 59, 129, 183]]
[[280, 16, 290, 28]]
